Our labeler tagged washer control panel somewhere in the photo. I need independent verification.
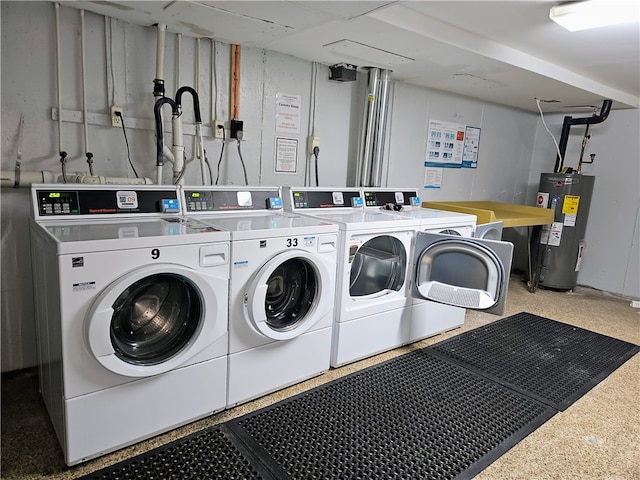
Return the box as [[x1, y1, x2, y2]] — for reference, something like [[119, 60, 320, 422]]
[[183, 189, 282, 213], [33, 187, 181, 217]]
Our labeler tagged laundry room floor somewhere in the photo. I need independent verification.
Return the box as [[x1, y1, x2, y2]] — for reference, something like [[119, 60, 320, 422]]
[[2, 274, 639, 480]]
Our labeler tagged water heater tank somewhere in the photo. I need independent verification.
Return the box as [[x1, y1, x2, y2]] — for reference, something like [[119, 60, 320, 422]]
[[531, 173, 595, 290]]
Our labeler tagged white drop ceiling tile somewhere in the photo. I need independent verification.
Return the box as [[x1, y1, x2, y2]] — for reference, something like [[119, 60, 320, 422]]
[[190, 1, 334, 29]]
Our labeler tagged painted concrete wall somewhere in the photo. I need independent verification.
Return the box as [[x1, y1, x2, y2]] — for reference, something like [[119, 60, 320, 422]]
[[1, 2, 638, 372]]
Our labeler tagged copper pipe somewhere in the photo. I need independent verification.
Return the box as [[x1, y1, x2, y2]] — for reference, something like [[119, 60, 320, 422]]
[[231, 44, 241, 119]]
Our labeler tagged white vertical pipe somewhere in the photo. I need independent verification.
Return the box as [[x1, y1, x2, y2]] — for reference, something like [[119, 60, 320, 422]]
[[155, 24, 168, 182], [55, 3, 64, 154], [195, 38, 201, 89], [156, 23, 167, 82], [210, 38, 216, 124], [80, 10, 90, 159], [172, 114, 185, 184], [105, 18, 113, 105], [175, 32, 181, 90], [195, 38, 207, 184]]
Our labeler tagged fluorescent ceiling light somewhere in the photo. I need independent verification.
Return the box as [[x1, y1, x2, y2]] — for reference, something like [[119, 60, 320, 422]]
[[550, 0, 640, 32]]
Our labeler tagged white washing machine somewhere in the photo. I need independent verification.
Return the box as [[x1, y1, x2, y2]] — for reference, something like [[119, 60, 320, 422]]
[[282, 187, 423, 368], [29, 184, 230, 465], [180, 186, 339, 407], [362, 188, 513, 340]]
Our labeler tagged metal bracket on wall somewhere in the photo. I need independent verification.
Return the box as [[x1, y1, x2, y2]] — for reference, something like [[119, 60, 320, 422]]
[[51, 108, 214, 137]]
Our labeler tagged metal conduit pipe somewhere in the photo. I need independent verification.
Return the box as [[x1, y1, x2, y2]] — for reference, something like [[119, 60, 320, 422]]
[[370, 69, 391, 187], [355, 67, 380, 187], [355, 67, 392, 187]]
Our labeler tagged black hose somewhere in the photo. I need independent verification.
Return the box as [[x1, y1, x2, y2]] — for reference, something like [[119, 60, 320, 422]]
[[153, 97, 179, 167], [175, 86, 202, 123]]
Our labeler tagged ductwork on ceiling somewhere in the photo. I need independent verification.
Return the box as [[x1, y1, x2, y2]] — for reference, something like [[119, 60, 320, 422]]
[[355, 67, 392, 188]]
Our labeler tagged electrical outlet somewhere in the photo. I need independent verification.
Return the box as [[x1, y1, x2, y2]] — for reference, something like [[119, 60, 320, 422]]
[[111, 106, 123, 127], [213, 120, 225, 139], [307, 135, 320, 154]]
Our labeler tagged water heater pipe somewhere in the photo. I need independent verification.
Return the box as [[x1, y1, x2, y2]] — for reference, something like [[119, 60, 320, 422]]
[[554, 99, 612, 172]]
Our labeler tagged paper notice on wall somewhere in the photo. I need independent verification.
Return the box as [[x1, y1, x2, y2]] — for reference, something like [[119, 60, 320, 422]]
[[424, 167, 443, 189], [462, 126, 481, 168], [425, 119, 465, 168], [274, 137, 298, 173], [540, 222, 563, 247], [275, 93, 301, 134]]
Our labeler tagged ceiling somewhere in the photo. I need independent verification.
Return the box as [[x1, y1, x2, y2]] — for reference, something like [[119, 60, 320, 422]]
[[59, 1, 640, 113]]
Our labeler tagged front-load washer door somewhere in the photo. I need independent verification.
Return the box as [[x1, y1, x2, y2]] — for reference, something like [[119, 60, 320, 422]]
[[245, 250, 332, 340], [349, 235, 407, 297], [412, 232, 513, 315], [85, 263, 226, 377]]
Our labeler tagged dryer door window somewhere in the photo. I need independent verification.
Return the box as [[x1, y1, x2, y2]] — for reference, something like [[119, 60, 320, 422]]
[[349, 235, 407, 297], [265, 258, 315, 331], [110, 273, 201, 365]]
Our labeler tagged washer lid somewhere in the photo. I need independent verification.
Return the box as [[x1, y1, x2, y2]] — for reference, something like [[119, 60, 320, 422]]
[[38, 217, 229, 254], [193, 213, 338, 240]]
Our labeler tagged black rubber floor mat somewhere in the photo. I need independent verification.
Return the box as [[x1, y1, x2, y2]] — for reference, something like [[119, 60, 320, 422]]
[[77, 424, 277, 480], [228, 350, 556, 480], [427, 312, 640, 411]]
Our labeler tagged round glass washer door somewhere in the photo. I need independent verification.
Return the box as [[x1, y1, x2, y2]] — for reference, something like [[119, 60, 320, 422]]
[[85, 264, 224, 377], [245, 250, 333, 340]]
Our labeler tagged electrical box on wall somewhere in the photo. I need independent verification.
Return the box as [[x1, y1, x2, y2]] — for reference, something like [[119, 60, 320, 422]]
[[230, 119, 243, 139], [329, 63, 357, 82]]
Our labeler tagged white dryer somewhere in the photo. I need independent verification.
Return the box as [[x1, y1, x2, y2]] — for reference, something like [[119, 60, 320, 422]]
[[362, 188, 513, 341], [29, 184, 230, 465], [180, 186, 339, 407], [282, 187, 422, 368]]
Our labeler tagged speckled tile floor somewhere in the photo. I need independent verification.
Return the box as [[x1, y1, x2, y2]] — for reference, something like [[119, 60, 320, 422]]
[[2, 275, 639, 480]]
